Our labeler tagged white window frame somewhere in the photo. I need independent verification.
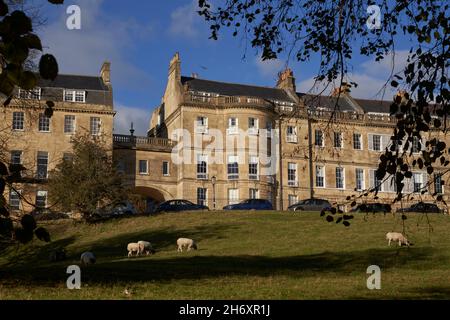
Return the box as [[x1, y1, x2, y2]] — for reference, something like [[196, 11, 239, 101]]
[[315, 129, 324, 147], [248, 117, 259, 135], [162, 161, 170, 176], [12, 112, 24, 131], [286, 126, 298, 143], [9, 189, 21, 210], [334, 132, 343, 149], [228, 188, 239, 205], [197, 188, 207, 206], [37, 151, 49, 179], [249, 156, 259, 180], [249, 188, 259, 199], [288, 194, 298, 206], [287, 162, 298, 187], [18, 88, 41, 100], [335, 167, 345, 189], [227, 117, 238, 135], [195, 116, 208, 134], [316, 165, 325, 188], [64, 90, 86, 103], [64, 115, 76, 134], [355, 168, 365, 191], [90, 117, 101, 136], [353, 133, 362, 150], [38, 113, 50, 132], [35, 190, 48, 209], [138, 160, 148, 175], [196, 154, 208, 180], [227, 155, 239, 180]]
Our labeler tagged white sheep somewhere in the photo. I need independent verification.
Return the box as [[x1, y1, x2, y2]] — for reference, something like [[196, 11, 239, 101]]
[[177, 238, 197, 252], [80, 252, 96, 265], [127, 242, 140, 257], [137, 241, 155, 255], [386, 232, 411, 247]]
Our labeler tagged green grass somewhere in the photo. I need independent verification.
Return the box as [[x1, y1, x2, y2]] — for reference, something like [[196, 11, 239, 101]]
[[1, 211, 449, 299]]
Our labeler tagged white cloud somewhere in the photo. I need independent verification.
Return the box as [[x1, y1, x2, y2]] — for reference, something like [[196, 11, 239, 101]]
[[360, 50, 411, 78], [114, 104, 150, 136], [169, 0, 204, 38], [254, 57, 285, 79], [40, 0, 153, 91]]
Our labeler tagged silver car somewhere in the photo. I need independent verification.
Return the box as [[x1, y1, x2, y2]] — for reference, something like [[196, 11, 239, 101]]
[[288, 198, 332, 212]]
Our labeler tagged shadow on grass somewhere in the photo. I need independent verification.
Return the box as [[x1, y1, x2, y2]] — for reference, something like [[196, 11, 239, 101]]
[[0, 246, 444, 286]]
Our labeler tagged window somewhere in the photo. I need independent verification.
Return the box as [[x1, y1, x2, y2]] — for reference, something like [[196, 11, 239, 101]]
[[90, 117, 101, 135], [197, 188, 207, 206], [227, 117, 238, 134], [412, 136, 421, 153], [266, 121, 272, 138], [413, 172, 426, 193], [227, 155, 239, 180], [370, 169, 383, 192], [353, 133, 362, 150], [334, 132, 343, 148], [356, 168, 364, 191], [63, 153, 74, 162], [228, 189, 239, 205], [10, 150, 22, 178], [288, 162, 297, 186], [316, 165, 325, 187], [10, 150, 22, 165], [248, 117, 258, 134], [18, 88, 41, 100], [249, 188, 259, 199], [286, 126, 297, 143], [368, 134, 388, 152], [162, 161, 170, 176], [35, 191, 47, 209], [315, 130, 324, 147], [197, 154, 208, 179], [9, 190, 21, 210], [139, 160, 148, 174], [38, 113, 50, 132], [336, 167, 344, 189], [249, 156, 258, 180], [195, 116, 208, 134], [64, 115, 76, 134], [64, 90, 85, 103], [37, 151, 48, 179], [12, 112, 24, 130], [288, 195, 298, 206], [434, 173, 443, 194]]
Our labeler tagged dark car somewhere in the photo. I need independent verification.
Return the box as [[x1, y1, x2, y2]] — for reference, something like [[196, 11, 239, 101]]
[[223, 199, 273, 210], [154, 199, 209, 213], [397, 202, 443, 214], [287, 198, 332, 212], [350, 203, 392, 214]]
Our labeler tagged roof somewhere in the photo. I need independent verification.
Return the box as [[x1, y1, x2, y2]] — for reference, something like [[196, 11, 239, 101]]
[[298, 93, 360, 112], [37, 74, 109, 91], [181, 76, 295, 102], [354, 98, 392, 113]]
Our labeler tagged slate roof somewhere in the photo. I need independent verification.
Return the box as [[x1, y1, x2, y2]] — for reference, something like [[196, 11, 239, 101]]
[[181, 76, 295, 102], [37, 74, 109, 91], [298, 93, 360, 112], [354, 98, 392, 114]]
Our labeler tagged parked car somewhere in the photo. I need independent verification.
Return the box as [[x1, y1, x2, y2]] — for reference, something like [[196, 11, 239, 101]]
[[287, 198, 332, 212], [154, 199, 209, 213], [31, 208, 69, 221], [223, 199, 273, 210], [397, 202, 443, 214], [350, 203, 392, 214], [95, 201, 137, 217]]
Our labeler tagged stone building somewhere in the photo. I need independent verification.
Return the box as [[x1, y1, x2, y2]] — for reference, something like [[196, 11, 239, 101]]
[[117, 53, 448, 211], [1, 62, 114, 212]]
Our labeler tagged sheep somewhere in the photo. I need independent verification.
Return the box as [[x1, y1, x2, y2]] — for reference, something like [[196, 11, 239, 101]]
[[137, 241, 155, 255], [386, 232, 411, 247], [80, 252, 96, 265], [177, 238, 197, 252], [127, 242, 140, 257]]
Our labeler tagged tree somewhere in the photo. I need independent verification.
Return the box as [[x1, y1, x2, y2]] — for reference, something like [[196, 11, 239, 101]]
[[48, 134, 128, 220], [197, 0, 449, 225], [0, 0, 63, 245]]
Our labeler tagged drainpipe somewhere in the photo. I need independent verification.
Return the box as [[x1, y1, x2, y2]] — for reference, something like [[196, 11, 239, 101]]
[[278, 118, 284, 211], [307, 114, 314, 199]]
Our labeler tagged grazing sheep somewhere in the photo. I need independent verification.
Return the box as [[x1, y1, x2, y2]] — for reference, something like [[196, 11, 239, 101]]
[[137, 241, 155, 255], [127, 242, 140, 257], [80, 252, 96, 265], [49, 248, 67, 262], [177, 238, 197, 252], [386, 232, 411, 247]]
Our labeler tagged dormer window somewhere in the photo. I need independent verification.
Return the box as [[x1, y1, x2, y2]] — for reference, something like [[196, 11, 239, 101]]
[[64, 90, 86, 103], [18, 88, 41, 100]]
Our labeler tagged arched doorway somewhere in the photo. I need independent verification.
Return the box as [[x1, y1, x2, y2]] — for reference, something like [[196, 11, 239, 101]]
[[131, 186, 169, 214]]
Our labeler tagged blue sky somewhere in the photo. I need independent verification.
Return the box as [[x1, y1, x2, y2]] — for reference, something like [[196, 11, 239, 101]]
[[38, 0, 413, 135]]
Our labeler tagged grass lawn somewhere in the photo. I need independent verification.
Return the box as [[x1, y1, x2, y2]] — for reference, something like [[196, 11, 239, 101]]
[[0, 211, 449, 299]]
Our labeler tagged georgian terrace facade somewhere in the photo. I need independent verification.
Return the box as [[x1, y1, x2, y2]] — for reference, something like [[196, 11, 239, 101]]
[[115, 53, 449, 212]]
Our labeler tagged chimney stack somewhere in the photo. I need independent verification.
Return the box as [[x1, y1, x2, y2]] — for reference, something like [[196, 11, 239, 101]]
[[169, 52, 181, 82], [100, 61, 111, 85], [331, 82, 351, 97], [276, 68, 296, 92]]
